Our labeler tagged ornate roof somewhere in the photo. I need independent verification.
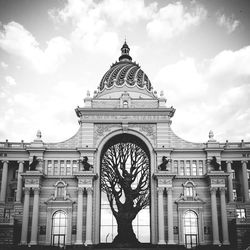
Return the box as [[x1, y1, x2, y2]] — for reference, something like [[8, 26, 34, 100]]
[[99, 42, 152, 92]]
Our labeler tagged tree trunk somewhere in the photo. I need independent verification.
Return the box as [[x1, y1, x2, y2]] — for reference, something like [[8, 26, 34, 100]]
[[113, 212, 139, 246]]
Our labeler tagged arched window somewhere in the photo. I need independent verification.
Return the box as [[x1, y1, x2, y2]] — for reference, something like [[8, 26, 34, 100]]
[[54, 180, 67, 199], [183, 180, 196, 200], [183, 210, 198, 249], [52, 211, 67, 247]]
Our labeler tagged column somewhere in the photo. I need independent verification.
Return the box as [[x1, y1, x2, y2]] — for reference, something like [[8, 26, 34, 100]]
[[241, 161, 249, 202], [30, 188, 40, 245], [167, 187, 175, 244], [0, 161, 9, 202], [21, 188, 30, 245], [157, 187, 166, 244], [210, 187, 220, 245], [75, 188, 84, 244], [219, 187, 230, 245], [16, 161, 24, 202], [226, 161, 233, 202], [85, 187, 93, 245]]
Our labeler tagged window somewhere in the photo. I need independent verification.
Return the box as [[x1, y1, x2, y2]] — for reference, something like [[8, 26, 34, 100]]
[[198, 161, 203, 175], [52, 211, 67, 247], [66, 161, 71, 175], [60, 161, 65, 175], [47, 161, 53, 175], [123, 101, 128, 108], [54, 161, 59, 175], [174, 161, 178, 173], [186, 187, 193, 197], [183, 211, 198, 249], [232, 170, 236, 179], [186, 161, 191, 175], [192, 162, 197, 175], [236, 209, 246, 219], [55, 181, 67, 199], [233, 189, 237, 201], [72, 160, 78, 173], [180, 161, 184, 175]]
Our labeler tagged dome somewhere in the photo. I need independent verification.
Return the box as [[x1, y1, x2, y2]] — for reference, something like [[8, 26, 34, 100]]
[[99, 42, 152, 92]]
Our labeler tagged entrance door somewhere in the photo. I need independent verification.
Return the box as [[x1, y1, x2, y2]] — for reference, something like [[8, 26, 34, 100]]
[[185, 234, 197, 249], [53, 234, 65, 247], [183, 210, 198, 249]]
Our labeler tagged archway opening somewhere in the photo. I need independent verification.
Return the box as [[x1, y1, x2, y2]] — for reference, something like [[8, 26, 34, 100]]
[[51, 210, 67, 247], [183, 210, 198, 249], [100, 133, 150, 245]]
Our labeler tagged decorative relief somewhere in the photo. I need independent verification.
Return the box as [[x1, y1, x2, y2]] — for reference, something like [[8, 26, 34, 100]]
[[79, 179, 92, 186], [95, 124, 114, 136], [211, 178, 225, 185], [158, 178, 172, 186], [83, 115, 170, 122], [25, 179, 39, 185], [129, 124, 156, 143]]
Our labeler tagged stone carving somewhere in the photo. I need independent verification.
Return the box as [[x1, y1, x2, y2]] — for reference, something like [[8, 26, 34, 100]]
[[80, 156, 93, 171], [158, 156, 170, 171], [79, 179, 92, 185], [158, 179, 172, 186], [25, 179, 39, 185], [29, 156, 39, 170], [210, 156, 221, 171], [95, 124, 114, 136]]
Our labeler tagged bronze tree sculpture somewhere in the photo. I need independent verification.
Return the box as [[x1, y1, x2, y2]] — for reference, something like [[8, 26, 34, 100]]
[[101, 138, 150, 245]]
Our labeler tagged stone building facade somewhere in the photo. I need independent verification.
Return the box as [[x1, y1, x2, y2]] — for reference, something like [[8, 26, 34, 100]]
[[0, 42, 250, 249]]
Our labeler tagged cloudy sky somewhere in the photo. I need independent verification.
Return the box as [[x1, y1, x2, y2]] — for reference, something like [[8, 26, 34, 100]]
[[0, 0, 249, 144]]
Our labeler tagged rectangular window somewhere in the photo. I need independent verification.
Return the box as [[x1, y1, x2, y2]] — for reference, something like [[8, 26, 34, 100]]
[[247, 170, 250, 179], [192, 162, 197, 176], [186, 161, 191, 175], [186, 187, 193, 197], [233, 189, 237, 201], [174, 161, 178, 174], [54, 161, 59, 175], [66, 161, 71, 175], [60, 161, 65, 175], [232, 170, 236, 179], [180, 161, 184, 175], [236, 208, 246, 219], [72, 160, 78, 173], [47, 161, 53, 175], [198, 161, 203, 175]]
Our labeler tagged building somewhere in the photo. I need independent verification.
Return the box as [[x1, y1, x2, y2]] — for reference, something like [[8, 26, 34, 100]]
[[0, 42, 250, 249]]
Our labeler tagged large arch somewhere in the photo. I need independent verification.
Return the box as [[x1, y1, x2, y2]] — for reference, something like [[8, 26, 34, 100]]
[[93, 129, 157, 244]]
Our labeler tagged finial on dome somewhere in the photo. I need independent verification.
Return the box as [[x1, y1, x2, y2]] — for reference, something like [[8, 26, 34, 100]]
[[119, 40, 132, 62]]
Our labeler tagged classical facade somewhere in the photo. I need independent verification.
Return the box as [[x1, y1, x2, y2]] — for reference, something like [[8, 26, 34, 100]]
[[0, 42, 250, 249]]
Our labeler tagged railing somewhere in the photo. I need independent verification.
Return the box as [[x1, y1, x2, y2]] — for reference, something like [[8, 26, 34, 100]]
[[0, 141, 30, 148], [0, 216, 14, 224], [235, 217, 250, 224]]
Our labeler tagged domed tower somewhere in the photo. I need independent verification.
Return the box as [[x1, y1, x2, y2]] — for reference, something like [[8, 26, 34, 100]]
[[79, 41, 174, 112]]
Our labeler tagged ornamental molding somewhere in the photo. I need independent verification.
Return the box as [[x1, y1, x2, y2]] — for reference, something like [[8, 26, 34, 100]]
[[81, 114, 171, 123]]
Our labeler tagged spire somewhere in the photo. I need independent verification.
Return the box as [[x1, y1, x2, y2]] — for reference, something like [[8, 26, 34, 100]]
[[119, 40, 132, 62]]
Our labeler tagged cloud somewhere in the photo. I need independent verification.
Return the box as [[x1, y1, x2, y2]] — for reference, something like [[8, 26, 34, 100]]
[[155, 45, 250, 142], [216, 12, 240, 34], [5, 75, 16, 86], [1, 61, 8, 68], [146, 2, 207, 40], [49, 0, 157, 54], [0, 22, 71, 73]]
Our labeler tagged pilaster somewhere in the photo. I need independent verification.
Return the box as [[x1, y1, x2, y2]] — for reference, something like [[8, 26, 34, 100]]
[[241, 160, 249, 202], [0, 161, 9, 203]]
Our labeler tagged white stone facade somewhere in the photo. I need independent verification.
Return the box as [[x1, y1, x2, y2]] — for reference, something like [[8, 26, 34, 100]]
[[0, 42, 250, 249]]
